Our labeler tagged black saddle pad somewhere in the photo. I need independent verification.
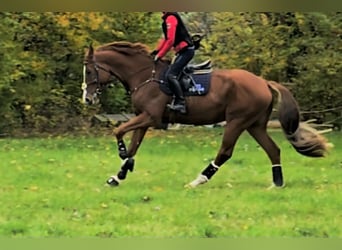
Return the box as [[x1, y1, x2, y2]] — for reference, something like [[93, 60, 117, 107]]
[[159, 71, 211, 96]]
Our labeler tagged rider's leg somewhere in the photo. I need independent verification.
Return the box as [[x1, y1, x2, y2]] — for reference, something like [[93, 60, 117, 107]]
[[167, 73, 186, 114], [167, 47, 195, 114]]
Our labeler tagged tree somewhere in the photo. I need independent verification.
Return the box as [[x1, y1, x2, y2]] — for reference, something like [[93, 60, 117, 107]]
[[0, 12, 340, 136]]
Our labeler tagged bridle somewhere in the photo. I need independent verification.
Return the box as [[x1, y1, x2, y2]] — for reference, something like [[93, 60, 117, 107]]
[[81, 61, 115, 103], [81, 59, 163, 103]]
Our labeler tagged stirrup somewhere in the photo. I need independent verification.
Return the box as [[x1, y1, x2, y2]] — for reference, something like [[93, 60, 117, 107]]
[[167, 103, 186, 114]]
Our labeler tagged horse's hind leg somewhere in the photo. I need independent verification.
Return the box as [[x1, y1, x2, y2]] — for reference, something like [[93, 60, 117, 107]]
[[247, 125, 284, 188], [186, 119, 245, 188]]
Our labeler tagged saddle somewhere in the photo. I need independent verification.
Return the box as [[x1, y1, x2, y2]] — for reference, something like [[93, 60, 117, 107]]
[[159, 59, 213, 96], [184, 59, 212, 74], [179, 60, 212, 94]]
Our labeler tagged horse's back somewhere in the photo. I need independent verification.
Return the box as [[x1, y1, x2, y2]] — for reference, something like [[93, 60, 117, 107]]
[[211, 68, 272, 101], [171, 68, 273, 125]]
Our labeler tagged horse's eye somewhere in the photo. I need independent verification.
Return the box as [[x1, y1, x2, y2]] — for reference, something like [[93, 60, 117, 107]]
[[86, 70, 91, 75]]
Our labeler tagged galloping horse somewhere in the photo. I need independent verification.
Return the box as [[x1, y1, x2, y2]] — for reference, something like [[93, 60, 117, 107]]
[[81, 41, 330, 188]]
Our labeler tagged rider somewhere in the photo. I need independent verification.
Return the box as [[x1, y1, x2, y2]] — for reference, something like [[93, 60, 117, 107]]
[[151, 12, 195, 114]]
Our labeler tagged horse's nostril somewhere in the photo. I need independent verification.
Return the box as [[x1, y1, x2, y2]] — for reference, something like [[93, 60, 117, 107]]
[[85, 98, 92, 105]]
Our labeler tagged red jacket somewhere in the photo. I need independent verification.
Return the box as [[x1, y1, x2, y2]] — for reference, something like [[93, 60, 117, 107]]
[[156, 14, 190, 58]]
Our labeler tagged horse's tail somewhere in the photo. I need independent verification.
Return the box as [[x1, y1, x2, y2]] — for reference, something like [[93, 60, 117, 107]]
[[267, 81, 332, 157]]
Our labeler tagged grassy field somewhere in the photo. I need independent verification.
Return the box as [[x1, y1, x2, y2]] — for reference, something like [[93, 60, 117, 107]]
[[0, 127, 341, 238]]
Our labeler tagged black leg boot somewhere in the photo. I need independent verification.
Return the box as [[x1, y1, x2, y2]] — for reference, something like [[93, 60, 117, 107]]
[[167, 76, 187, 114]]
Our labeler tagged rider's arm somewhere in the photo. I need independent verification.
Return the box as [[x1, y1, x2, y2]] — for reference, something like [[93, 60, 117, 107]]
[[156, 15, 178, 58], [155, 38, 165, 52]]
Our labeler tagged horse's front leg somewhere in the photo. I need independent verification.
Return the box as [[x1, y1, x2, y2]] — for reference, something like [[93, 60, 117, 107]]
[[116, 127, 148, 180], [107, 113, 152, 186]]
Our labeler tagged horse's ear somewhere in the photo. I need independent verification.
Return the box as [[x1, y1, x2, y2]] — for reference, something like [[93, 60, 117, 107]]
[[88, 43, 94, 57]]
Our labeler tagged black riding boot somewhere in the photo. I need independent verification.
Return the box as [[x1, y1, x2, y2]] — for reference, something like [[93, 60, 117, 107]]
[[167, 76, 187, 114]]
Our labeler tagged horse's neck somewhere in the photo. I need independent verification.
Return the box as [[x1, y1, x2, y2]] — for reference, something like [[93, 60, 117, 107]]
[[99, 51, 153, 88]]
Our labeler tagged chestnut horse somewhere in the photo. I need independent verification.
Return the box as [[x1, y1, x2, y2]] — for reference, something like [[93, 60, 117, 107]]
[[81, 41, 330, 188]]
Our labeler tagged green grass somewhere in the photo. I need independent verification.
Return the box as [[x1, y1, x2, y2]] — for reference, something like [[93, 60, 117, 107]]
[[0, 127, 341, 238]]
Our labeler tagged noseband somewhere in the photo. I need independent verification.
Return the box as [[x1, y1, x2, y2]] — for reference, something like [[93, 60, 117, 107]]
[[81, 61, 115, 103]]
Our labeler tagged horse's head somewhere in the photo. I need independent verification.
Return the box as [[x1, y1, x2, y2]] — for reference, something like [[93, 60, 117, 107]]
[[81, 41, 166, 105], [81, 44, 113, 105]]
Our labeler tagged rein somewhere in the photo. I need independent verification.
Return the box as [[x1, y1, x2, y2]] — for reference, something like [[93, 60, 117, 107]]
[[130, 64, 164, 94]]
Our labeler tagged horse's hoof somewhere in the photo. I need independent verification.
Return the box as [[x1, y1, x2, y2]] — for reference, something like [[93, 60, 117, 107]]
[[185, 174, 208, 189], [267, 183, 286, 190], [106, 176, 120, 187], [184, 183, 194, 189]]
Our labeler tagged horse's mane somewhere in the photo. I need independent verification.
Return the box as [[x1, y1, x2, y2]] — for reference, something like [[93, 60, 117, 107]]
[[97, 41, 151, 57]]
